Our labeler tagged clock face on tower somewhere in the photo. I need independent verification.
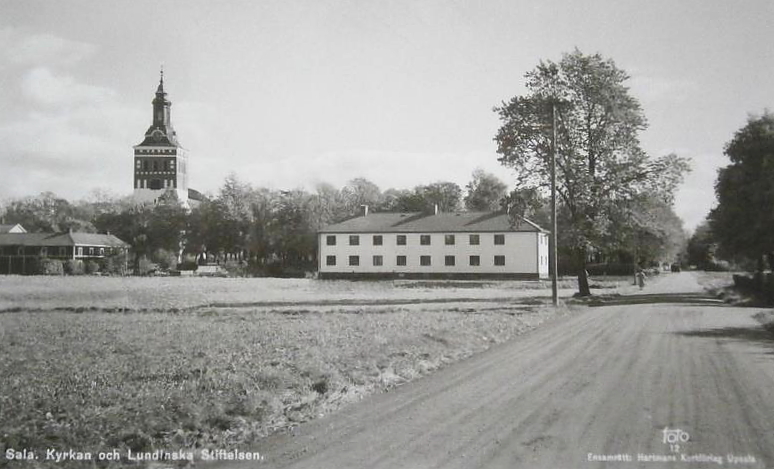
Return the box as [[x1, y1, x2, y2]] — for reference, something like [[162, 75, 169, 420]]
[[151, 129, 164, 142]]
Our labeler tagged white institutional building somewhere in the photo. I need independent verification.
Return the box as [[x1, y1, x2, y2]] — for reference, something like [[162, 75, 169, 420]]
[[318, 210, 549, 279]]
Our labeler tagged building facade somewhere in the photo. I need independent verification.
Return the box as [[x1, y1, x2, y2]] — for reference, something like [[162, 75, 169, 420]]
[[318, 211, 549, 279], [133, 71, 190, 205], [0, 230, 129, 275]]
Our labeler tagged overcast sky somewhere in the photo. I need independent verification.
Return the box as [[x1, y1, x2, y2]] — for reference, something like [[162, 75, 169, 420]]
[[1, 0, 772, 231]]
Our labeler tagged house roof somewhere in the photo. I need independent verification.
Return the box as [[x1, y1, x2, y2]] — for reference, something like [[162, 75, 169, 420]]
[[188, 188, 206, 202], [319, 211, 546, 233], [0, 224, 26, 233], [0, 232, 129, 247]]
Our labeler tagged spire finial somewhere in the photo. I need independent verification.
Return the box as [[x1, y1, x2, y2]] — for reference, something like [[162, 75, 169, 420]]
[[160, 65, 164, 85]]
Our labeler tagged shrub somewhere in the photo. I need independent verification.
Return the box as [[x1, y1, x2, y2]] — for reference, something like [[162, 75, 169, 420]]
[[223, 260, 248, 277], [152, 249, 179, 271], [102, 252, 128, 276], [64, 259, 85, 275], [84, 260, 100, 275], [177, 260, 198, 271], [586, 263, 634, 276], [137, 257, 158, 276], [37, 258, 64, 275]]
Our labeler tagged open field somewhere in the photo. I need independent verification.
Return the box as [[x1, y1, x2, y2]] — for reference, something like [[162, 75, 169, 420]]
[[0, 276, 601, 312], [0, 275, 641, 468]]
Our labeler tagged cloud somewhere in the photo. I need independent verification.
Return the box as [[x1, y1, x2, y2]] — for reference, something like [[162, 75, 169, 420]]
[[187, 148, 515, 196], [0, 27, 97, 69], [673, 151, 727, 232], [628, 74, 698, 104], [21, 67, 115, 107]]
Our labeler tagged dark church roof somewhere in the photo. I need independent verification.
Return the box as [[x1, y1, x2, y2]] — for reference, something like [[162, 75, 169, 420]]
[[136, 72, 180, 147]]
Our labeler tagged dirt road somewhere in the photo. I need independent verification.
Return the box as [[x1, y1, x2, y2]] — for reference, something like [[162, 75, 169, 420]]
[[215, 273, 774, 469]]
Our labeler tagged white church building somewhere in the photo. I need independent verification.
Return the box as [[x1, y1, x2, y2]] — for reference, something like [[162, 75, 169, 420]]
[[318, 209, 549, 279]]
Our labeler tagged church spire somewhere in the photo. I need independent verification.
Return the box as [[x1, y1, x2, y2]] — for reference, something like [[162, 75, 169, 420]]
[[156, 66, 166, 96]]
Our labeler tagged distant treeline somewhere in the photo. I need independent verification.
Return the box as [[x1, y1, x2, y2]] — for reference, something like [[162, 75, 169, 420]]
[[0, 169, 687, 276]]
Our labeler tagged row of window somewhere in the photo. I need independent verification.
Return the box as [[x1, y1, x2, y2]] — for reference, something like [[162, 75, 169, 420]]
[[6, 246, 108, 256], [326, 254, 507, 267], [136, 179, 177, 190], [136, 160, 176, 172], [326, 233, 506, 247]]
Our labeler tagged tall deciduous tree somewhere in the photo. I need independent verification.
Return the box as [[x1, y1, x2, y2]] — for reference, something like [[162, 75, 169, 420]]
[[494, 50, 689, 295], [464, 169, 508, 211], [341, 178, 383, 215], [710, 112, 774, 271], [416, 182, 462, 212]]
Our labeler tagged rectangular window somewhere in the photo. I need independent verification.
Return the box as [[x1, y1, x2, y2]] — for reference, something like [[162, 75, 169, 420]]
[[396, 235, 407, 245], [349, 255, 360, 266], [326, 235, 336, 246], [326, 255, 336, 266], [469, 255, 480, 266], [469, 234, 480, 245], [136, 160, 141, 169], [373, 235, 383, 246], [349, 235, 360, 246], [420, 235, 431, 245], [373, 255, 383, 266], [445, 255, 455, 266], [59, 247, 66, 257], [420, 255, 431, 266], [396, 255, 407, 266], [494, 255, 506, 266], [445, 234, 455, 245], [494, 234, 505, 245]]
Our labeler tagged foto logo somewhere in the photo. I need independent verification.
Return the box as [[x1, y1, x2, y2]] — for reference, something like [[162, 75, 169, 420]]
[[662, 427, 690, 453]]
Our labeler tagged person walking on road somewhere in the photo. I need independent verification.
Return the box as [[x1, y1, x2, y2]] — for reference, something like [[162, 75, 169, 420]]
[[636, 269, 646, 290]]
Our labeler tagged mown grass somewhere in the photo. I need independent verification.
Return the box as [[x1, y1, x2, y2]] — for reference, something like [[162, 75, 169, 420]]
[[0, 275, 625, 313], [0, 279, 573, 468]]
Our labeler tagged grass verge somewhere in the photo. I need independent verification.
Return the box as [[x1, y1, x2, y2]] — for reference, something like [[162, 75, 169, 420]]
[[0, 299, 570, 468]]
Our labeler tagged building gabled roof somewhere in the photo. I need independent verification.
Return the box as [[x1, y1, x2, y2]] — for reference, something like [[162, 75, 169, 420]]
[[188, 188, 206, 202], [0, 232, 129, 248], [319, 211, 546, 233], [68, 232, 130, 247], [0, 224, 26, 233]]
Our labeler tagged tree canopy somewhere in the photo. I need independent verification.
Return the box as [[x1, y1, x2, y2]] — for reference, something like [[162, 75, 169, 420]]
[[464, 169, 508, 211], [710, 111, 774, 269], [494, 50, 690, 294]]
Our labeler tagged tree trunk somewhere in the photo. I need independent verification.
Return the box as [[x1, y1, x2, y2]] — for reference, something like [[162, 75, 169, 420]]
[[576, 249, 591, 297]]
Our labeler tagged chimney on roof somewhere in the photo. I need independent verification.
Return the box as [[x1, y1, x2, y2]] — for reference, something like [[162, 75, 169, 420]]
[[434, 204, 439, 215], [361, 204, 369, 217]]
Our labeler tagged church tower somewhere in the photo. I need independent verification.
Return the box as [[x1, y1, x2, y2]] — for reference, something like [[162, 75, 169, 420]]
[[133, 70, 189, 205]]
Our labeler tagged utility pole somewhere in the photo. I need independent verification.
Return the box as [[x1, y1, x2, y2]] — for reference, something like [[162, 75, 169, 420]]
[[550, 99, 559, 306]]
